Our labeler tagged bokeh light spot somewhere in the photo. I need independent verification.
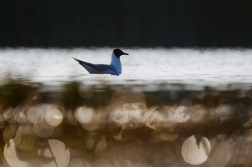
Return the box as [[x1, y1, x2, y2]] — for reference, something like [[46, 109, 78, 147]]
[[45, 108, 63, 127], [75, 106, 95, 124], [4, 139, 28, 167], [27, 106, 43, 124], [182, 135, 211, 165]]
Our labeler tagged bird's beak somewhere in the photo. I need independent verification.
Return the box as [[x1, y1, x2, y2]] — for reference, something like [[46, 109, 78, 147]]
[[123, 53, 129, 55]]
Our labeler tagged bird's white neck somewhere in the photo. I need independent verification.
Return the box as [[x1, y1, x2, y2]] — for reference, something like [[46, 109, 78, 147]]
[[110, 52, 122, 74]]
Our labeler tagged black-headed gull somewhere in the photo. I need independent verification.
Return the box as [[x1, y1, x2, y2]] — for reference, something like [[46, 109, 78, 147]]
[[73, 48, 128, 75]]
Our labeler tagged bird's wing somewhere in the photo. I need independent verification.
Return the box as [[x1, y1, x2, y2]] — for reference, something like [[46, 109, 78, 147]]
[[95, 64, 117, 72], [73, 57, 116, 74], [72, 57, 85, 64]]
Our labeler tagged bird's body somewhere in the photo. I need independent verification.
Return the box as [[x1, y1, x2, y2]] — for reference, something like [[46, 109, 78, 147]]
[[73, 48, 128, 75]]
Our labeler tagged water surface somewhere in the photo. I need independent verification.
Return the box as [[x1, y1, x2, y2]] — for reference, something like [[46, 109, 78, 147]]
[[0, 48, 252, 90], [1, 48, 252, 167]]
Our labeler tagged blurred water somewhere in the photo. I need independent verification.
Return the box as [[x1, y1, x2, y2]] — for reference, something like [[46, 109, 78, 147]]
[[0, 48, 252, 90]]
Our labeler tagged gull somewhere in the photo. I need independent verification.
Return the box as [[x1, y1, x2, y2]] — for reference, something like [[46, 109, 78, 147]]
[[73, 48, 128, 75]]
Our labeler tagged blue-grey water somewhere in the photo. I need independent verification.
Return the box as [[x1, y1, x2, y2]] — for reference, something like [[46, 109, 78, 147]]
[[0, 48, 252, 90]]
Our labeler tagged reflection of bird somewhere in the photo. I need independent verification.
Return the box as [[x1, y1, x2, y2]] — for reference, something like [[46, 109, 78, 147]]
[[73, 48, 128, 75]]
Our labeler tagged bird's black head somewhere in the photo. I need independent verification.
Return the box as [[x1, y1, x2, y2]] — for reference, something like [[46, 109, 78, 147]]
[[113, 48, 129, 58]]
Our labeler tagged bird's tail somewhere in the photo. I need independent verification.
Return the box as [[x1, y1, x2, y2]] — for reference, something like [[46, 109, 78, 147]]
[[72, 57, 84, 64]]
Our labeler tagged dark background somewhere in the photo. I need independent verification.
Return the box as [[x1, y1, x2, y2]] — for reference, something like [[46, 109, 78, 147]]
[[1, 0, 252, 48]]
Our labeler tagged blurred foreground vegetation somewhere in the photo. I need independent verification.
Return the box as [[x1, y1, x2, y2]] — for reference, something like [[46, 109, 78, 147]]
[[0, 77, 252, 166]]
